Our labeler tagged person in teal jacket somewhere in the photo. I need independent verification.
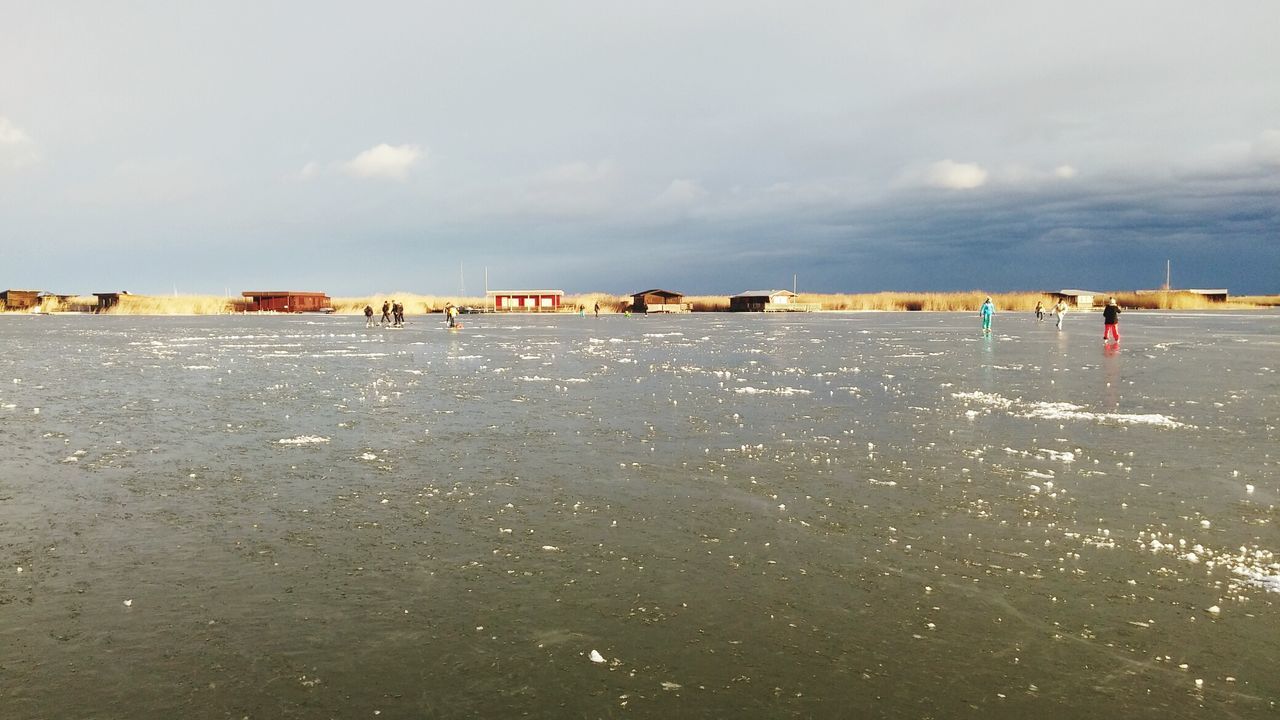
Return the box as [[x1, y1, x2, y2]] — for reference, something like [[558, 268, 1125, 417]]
[[980, 297, 995, 335]]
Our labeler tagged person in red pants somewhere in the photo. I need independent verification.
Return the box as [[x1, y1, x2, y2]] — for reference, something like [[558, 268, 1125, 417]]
[[1103, 297, 1121, 343]]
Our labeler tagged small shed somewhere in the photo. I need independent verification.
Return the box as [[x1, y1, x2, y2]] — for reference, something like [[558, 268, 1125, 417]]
[[487, 290, 564, 312], [632, 289, 690, 314], [1051, 289, 1099, 308], [241, 291, 333, 313], [730, 289, 813, 312], [0, 289, 41, 310], [93, 292, 129, 312], [1188, 288, 1229, 302]]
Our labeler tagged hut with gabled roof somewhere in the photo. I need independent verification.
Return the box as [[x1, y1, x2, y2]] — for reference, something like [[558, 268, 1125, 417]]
[[729, 289, 816, 312], [631, 289, 690, 314]]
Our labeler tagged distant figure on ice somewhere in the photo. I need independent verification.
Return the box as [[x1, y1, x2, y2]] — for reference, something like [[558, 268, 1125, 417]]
[[1103, 297, 1121, 343], [392, 301, 404, 327], [593, 302, 600, 318], [1034, 301, 1045, 321], [446, 304, 459, 328], [364, 304, 375, 328], [381, 301, 392, 327], [1053, 300, 1067, 330], [980, 297, 994, 335]]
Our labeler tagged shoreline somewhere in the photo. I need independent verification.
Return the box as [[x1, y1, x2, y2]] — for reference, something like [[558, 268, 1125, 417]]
[[3, 291, 1276, 316], [4, 306, 1277, 317]]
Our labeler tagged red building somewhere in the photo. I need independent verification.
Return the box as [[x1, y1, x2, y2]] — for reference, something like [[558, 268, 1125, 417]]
[[242, 291, 333, 313], [486, 290, 563, 312]]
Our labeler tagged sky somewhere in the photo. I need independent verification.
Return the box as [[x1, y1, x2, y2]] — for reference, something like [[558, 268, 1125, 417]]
[[2, 1, 1278, 296]]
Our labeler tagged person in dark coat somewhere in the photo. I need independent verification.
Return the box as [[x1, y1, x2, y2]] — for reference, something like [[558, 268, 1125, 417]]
[[1103, 297, 1121, 343], [364, 304, 375, 328], [381, 301, 392, 327]]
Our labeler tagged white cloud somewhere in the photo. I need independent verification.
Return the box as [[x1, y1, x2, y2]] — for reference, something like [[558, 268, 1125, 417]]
[[297, 161, 321, 181], [0, 116, 39, 170], [655, 178, 708, 206], [519, 159, 623, 216], [343, 143, 423, 181], [1255, 129, 1280, 165], [925, 159, 988, 190], [1054, 164, 1078, 179]]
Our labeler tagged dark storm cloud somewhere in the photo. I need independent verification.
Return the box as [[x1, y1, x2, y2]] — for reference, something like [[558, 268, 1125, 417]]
[[1, 2, 1277, 295]]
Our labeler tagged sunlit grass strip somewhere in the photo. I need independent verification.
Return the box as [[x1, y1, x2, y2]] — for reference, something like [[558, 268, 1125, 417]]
[[4, 291, 1275, 314]]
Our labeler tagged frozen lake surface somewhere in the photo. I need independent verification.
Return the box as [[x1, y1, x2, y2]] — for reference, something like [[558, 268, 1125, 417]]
[[1, 311, 1277, 718]]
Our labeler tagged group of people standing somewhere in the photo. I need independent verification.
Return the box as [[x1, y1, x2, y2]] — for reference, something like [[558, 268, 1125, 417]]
[[985, 296, 1121, 341], [364, 300, 405, 328], [361, 301, 462, 328]]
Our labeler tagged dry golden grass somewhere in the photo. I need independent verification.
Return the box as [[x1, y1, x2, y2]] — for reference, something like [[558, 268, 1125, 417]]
[[6, 290, 1274, 314], [331, 293, 484, 314], [332, 292, 637, 314], [1230, 295, 1280, 307], [106, 294, 239, 314], [0, 294, 239, 314], [687, 291, 1054, 312], [1107, 291, 1274, 310]]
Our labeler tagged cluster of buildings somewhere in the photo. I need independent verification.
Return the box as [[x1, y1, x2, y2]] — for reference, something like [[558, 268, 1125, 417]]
[[484, 289, 817, 313], [2, 287, 1233, 315]]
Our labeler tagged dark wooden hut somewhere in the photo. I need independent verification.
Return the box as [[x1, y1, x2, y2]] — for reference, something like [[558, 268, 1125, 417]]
[[0, 289, 40, 310], [729, 289, 809, 312], [631, 289, 690, 314], [93, 292, 128, 312]]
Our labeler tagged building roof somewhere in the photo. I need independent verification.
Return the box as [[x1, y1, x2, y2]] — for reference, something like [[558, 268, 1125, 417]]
[[1055, 289, 1100, 296], [1187, 288, 1229, 294], [1, 289, 41, 294], [632, 289, 683, 298], [241, 291, 330, 297], [485, 290, 564, 296], [732, 289, 796, 298]]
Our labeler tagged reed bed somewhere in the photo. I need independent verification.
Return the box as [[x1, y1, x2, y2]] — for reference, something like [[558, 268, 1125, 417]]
[[688, 291, 1054, 312], [4, 291, 1275, 314], [330, 294, 483, 315], [1230, 295, 1280, 307], [107, 294, 239, 314]]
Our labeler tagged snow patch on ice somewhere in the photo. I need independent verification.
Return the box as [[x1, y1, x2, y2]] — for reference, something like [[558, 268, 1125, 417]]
[[953, 391, 1185, 428], [733, 386, 812, 396], [277, 435, 330, 445]]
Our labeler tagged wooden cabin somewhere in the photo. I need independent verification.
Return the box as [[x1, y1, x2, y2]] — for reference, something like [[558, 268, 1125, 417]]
[[93, 292, 128, 312], [1188, 288, 1229, 302], [632, 289, 690, 314], [0, 289, 40, 310], [486, 290, 564, 312], [241, 291, 333, 313], [729, 289, 815, 312], [1050, 289, 1099, 308]]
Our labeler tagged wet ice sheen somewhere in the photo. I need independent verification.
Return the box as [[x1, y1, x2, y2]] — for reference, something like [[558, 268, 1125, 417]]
[[0, 310, 1277, 717]]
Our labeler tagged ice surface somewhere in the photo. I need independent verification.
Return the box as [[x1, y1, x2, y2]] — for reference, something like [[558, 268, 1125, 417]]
[[1, 310, 1277, 718]]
